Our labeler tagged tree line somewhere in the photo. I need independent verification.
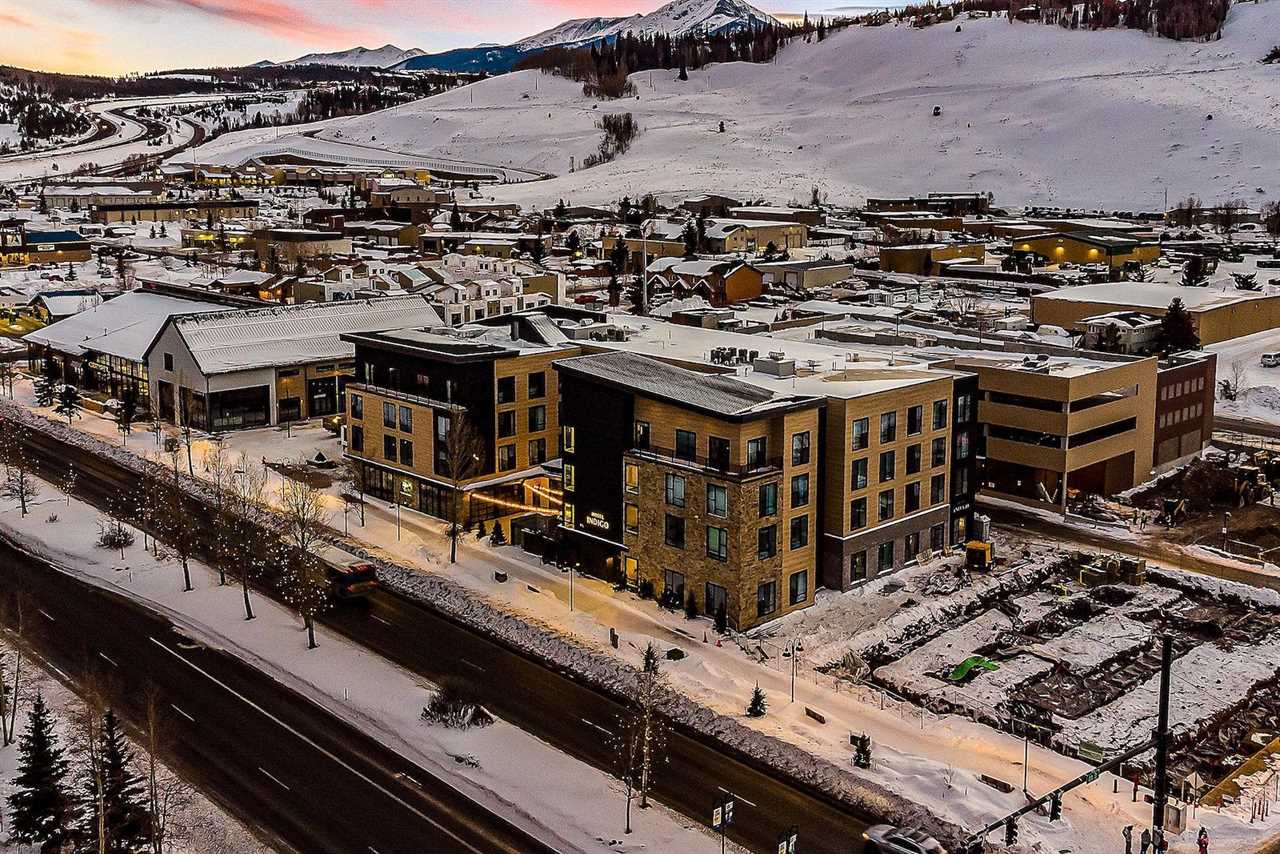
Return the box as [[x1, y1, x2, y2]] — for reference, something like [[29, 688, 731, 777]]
[[892, 0, 1231, 40]]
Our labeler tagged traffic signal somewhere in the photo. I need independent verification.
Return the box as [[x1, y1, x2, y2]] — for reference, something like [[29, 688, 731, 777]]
[[1005, 818, 1018, 846], [1049, 793, 1062, 822], [965, 837, 984, 854]]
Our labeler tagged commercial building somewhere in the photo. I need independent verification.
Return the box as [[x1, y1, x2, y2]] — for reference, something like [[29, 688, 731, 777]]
[[89, 199, 259, 224], [1031, 283, 1280, 345], [1011, 233, 1159, 271], [42, 185, 160, 209], [0, 220, 91, 267], [1153, 351, 1216, 470], [879, 243, 986, 276], [341, 317, 578, 522], [644, 259, 764, 307], [253, 228, 353, 270], [147, 295, 442, 430]]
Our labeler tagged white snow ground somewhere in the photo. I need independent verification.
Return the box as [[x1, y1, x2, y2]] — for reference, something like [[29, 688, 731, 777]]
[[182, 1, 1280, 210]]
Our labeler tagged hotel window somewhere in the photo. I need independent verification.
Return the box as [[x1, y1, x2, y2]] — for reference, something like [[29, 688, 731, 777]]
[[664, 514, 686, 549], [931, 474, 946, 505], [398, 439, 414, 468], [852, 417, 870, 450], [932, 437, 946, 467], [757, 524, 777, 559], [564, 462, 576, 492], [497, 376, 516, 404], [528, 437, 546, 465], [563, 503, 575, 527], [852, 458, 869, 490], [398, 406, 412, 433], [907, 405, 923, 436], [528, 371, 546, 399], [706, 526, 728, 561], [635, 420, 651, 449], [905, 481, 921, 513], [665, 473, 686, 507], [624, 462, 639, 493], [435, 412, 450, 441], [498, 410, 516, 438], [383, 401, 396, 429], [790, 515, 808, 550], [953, 467, 970, 498], [905, 531, 921, 559], [705, 582, 727, 618], [350, 425, 363, 453], [758, 482, 778, 517], [956, 393, 974, 422], [791, 473, 810, 508], [383, 434, 397, 462], [625, 503, 639, 535], [789, 570, 808, 606], [850, 497, 867, 530], [851, 551, 867, 582], [527, 405, 546, 433], [663, 569, 685, 600], [675, 429, 697, 461], [706, 483, 728, 518], [791, 431, 811, 465], [955, 431, 970, 461], [746, 437, 768, 470], [708, 436, 730, 470], [880, 411, 897, 443], [906, 444, 922, 475], [879, 450, 896, 483], [498, 444, 516, 471], [562, 425, 576, 453], [877, 540, 896, 572], [756, 581, 778, 618], [878, 489, 894, 522], [933, 399, 948, 430], [350, 394, 363, 420]]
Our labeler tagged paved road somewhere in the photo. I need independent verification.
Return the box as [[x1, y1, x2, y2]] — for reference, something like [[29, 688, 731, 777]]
[[1216, 414, 1280, 441], [0, 536, 560, 854], [13, 423, 879, 853]]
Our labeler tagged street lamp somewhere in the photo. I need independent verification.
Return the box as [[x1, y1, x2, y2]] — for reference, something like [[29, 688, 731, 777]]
[[1222, 511, 1232, 551]]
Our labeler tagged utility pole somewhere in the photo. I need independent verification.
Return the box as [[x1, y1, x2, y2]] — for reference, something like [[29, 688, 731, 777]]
[[1152, 634, 1173, 846]]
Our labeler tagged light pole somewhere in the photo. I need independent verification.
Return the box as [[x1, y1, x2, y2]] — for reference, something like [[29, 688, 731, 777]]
[[1222, 511, 1232, 551]]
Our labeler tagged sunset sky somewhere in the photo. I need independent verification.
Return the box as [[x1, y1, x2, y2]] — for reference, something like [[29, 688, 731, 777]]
[[0, 0, 852, 76]]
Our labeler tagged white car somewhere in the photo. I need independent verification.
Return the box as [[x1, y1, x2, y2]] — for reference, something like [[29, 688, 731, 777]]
[[863, 825, 947, 854]]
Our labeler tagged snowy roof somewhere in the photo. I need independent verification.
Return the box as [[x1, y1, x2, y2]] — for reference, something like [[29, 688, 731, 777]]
[[24, 291, 227, 361], [28, 291, 103, 318], [1036, 282, 1272, 312], [172, 294, 444, 375]]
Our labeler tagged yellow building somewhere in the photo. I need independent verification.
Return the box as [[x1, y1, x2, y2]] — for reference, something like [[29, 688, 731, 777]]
[[1013, 232, 1159, 271], [879, 243, 986, 275]]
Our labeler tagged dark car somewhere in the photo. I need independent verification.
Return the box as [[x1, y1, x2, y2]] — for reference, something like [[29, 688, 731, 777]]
[[863, 825, 947, 854]]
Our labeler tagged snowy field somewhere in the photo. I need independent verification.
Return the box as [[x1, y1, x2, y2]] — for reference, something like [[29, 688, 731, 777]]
[[183, 1, 1280, 210]]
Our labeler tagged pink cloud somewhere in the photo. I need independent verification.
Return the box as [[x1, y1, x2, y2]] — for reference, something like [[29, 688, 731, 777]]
[[92, 0, 377, 44]]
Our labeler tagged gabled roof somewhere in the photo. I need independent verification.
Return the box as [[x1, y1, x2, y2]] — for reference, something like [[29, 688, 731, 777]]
[[25, 290, 226, 360], [171, 294, 443, 375]]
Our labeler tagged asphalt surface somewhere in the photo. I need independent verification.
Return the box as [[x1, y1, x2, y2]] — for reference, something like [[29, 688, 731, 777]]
[[12, 424, 879, 853], [1216, 414, 1280, 440], [0, 537, 561, 854]]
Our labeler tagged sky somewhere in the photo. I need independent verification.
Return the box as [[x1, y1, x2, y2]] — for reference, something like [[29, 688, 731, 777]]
[[0, 0, 862, 76]]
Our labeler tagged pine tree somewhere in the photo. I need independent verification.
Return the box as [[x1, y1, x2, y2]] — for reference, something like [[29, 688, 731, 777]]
[[681, 220, 698, 258], [1160, 298, 1200, 353], [7, 692, 76, 850], [746, 683, 767, 717], [55, 382, 82, 424], [489, 520, 506, 546], [34, 356, 57, 407], [79, 709, 152, 853], [449, 203, 463, 231]]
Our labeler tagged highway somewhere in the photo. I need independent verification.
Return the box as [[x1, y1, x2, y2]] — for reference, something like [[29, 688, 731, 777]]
[[0, 537, 561, 854], [9, 416, 879, 854]]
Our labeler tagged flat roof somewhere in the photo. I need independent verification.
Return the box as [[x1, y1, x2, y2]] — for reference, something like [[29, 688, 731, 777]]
[[1035, 282, 1270, 312]]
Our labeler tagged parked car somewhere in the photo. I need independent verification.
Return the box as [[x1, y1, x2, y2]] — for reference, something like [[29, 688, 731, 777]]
[[863, 825, 947, 854], [1261, 353, 1280, 368]]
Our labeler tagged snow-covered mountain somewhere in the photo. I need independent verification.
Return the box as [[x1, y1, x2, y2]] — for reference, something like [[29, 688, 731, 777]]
[[270, 44, 425, 69], [189, 0, 1279, 212], [514, 0, 779, 51]]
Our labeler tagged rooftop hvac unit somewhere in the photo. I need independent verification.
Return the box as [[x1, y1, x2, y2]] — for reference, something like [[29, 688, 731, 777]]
[[753, 353, 797, 378]]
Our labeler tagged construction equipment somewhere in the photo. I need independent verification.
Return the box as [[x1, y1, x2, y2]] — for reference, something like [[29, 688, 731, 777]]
[[966, 540, 995, 572]]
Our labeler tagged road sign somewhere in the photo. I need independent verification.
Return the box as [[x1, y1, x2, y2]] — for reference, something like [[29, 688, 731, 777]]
[[724, 799, 735, 825], [1078, 741, 1106, 763], [712, 806, 723, 829]]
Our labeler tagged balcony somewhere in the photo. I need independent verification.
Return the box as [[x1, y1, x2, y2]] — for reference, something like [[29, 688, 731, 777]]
[[348, 382, 455, 411], [978, 399, 1067, 435], [628, 445, 782, 478], [1067, 394, 1138, 434]]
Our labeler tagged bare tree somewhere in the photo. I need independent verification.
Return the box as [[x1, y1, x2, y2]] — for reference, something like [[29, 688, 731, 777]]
[[227, 454, 271, 621], [142, 685, 193, 854], [442, 408, 484, 564], [69, 670, 110, 854], [342, 457, 367, 527], [61, 462, 77, 507], [627, 642, 667, 810], [0, 358, 15, 398], [155, 463, 196, 592], [1221, 359, 1248, 402], [0, 591, 37, 747], [1, 423, 41, 517], [278, 475, 331, 649], [202, 441, 234, 586]]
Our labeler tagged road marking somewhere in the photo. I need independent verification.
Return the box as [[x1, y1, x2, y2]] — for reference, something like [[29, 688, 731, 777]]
[[580, 717, 614, 738], [258, 767, 291, 791], [370, 614, 393, 627], [170, 704, 195, 723], [369, 847, 383, 854], [395, 772, 422, 788], [149, 637, 488, 854], [38, 609, 55, 622], [459, 658, 485, 673], [98, 652, 118, 667], [717, 786, 757, 808]]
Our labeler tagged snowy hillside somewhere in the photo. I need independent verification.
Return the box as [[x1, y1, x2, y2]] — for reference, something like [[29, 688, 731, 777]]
[[516, 0, 780, 49], [515, 16, 633, 51], [270, 44, 425, 68], [184, 1, 1280, 209]]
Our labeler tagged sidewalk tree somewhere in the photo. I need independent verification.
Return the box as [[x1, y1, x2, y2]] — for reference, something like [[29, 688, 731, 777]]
[[441, 409, 484, 563], [0, 592, 36, 747], [202, 441, 235, 585], [0, 358, 15, 397], [116, 383, 139, 445], [1, 424, 41, 517], [34, 355, 57, 407], [631, 642, 667, 810], [343, 457, 367, 527], [746, 683, 767, 717], [142, 686, 191, 854], [278, 476, 331, 648], [7, 691, 77, 850], [71, 679, 108, 854], [55, 383, 83, 424], [228, 455, 271, 620]]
